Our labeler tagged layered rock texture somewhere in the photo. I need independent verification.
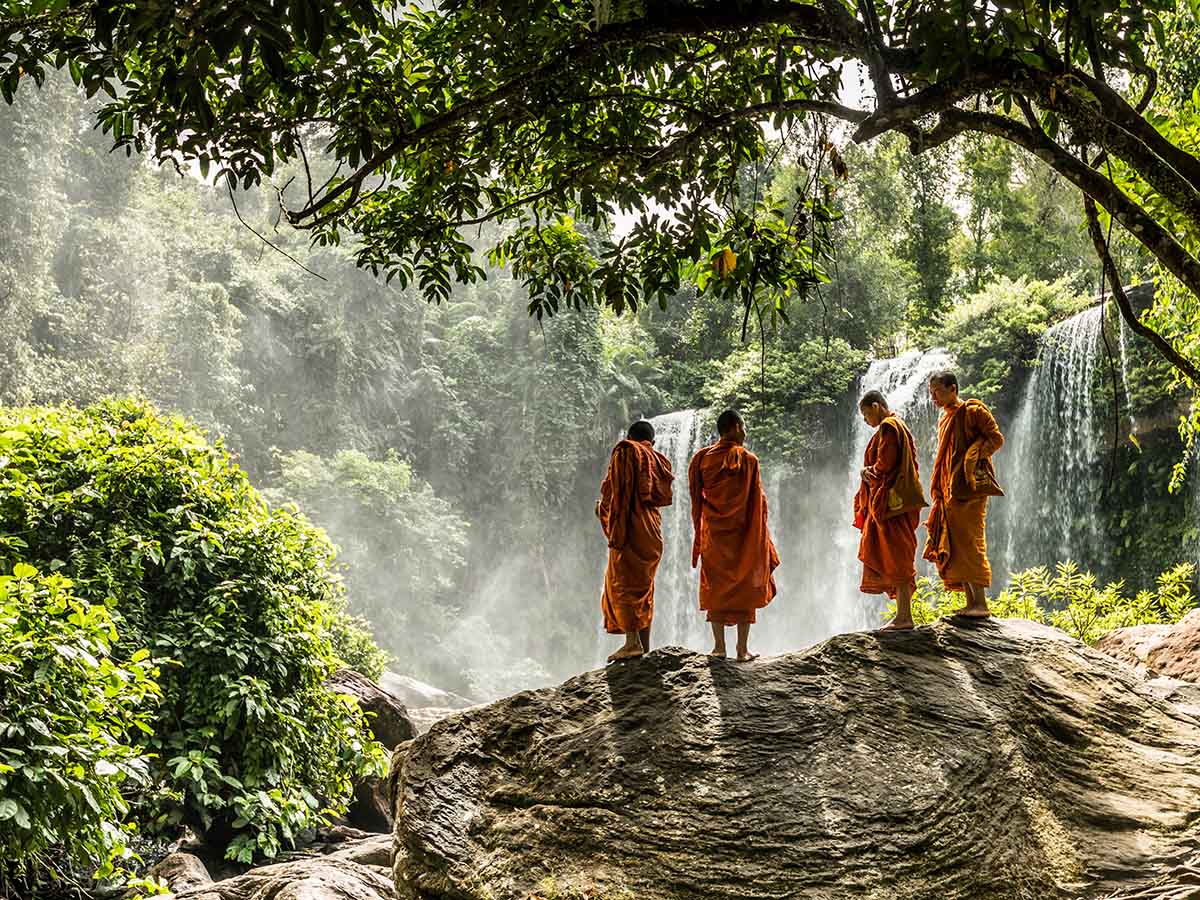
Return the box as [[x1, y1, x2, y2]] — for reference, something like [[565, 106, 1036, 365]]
[[391, 619, 1200, 900], [1095, 609, 1200, 683], [175, 835, 395, 900]]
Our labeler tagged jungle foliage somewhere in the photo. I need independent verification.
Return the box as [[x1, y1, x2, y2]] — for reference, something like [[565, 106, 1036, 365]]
[[0, 401, 386, 865], [888, 562, 1198, 645]]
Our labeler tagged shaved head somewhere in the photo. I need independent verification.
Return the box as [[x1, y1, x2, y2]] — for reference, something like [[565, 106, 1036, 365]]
[[716, 409, 743, 437], [859, 390, 888, 410], [928, 371, 959, 390], [627, 420, 655, 442]]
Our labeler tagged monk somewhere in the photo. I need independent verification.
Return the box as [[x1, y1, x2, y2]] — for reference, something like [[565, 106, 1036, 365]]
[[853, 390, 928, 630], [923, 371, 1005, 619], [688, 409, 780, 662], [596, 419, 674, 662]]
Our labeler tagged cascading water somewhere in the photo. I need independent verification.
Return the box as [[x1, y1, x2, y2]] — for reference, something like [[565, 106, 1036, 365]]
[[1000, 305, 1105, 574], [643, 409, 711, 650]]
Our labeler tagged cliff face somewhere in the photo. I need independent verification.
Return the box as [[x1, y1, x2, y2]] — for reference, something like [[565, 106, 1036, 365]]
[[391, 619, 1200, 900]]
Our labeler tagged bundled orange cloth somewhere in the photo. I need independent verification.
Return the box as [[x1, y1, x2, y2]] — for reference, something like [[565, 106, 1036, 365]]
[[687, 439, 779, 625], [923, 399, 1005, 591], [853, 415, 926, 598], [596, 439, 674, 634]]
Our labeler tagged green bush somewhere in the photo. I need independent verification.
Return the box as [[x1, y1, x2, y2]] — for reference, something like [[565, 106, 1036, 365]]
[[0, 400, 385, 862], [0, 563, 159, 884], [264, 448, 468, 680], [327, 610, 390, 682], [886, 562, 1197, 644]]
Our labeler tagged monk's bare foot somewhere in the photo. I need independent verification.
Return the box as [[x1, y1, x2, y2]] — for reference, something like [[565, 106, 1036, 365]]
[[607, 647, 644, 662], [954, 608, 992, 620], [735, 650, 758, 663], [880, 618, 915, 631], [709, 645, 727, 659]]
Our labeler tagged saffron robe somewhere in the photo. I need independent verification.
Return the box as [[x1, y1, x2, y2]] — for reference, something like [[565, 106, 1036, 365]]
[[688, 439, 780, 625], [923, 399, 1005, 591], [853, 416, 924, 598], [596, 439, 674, 634]]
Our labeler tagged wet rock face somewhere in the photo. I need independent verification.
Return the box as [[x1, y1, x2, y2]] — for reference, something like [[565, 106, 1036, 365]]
[[330, 669, 418, 750], [1095, 610, 1200, 683], [392, 619, 1200, 900]]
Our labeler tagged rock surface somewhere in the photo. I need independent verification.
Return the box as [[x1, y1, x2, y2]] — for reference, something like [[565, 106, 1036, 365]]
[[379, 672, 475, 711], [330, 669, 418, 750], [1095, 610, 1200, 683], [142, 852, 212, 894], [329, 669, 418, 833], [392, 619, 1200, 900], [405, 705, 478, 735], [175, 838, 396, 900]]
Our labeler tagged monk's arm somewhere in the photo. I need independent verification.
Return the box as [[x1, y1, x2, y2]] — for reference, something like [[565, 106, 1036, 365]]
[[596, 471, 612, 522], [867, 428, 900, 521], [606, 447, 633, 549]]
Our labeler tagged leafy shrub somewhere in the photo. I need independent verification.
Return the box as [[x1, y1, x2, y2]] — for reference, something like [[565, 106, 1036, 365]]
[[264, 448, 468, 680], [1043, 561, 1197, 644], [885, 562, 1197, 644], [0, 400, 385, 862], [327, 610, 390, 682], [0, 563, 159, 884]]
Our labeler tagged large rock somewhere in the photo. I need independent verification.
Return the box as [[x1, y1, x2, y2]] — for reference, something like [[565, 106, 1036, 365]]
[[329, 670, 418, 833], [138, 852, 212, 895], [1095, 610, 1200, 683], [405, 705, 479, 735], [330, 669, 418, 750], [175, 839, 396, 900], [391, 619, 1200, 900], [379, 672, 475, 710]]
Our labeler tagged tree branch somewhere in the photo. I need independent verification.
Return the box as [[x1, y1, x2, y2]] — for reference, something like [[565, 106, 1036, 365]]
[[1084, 194, 1200, 384], [918, 107, 1200, 301], [288, 1, 866, 225]]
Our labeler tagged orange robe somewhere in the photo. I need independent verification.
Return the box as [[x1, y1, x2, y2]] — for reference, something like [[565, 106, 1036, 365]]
[[853, 417, 922, 598], [596, 439, 674, 634], [687, 439, 779, 625], [923, 399, 1005, 591]]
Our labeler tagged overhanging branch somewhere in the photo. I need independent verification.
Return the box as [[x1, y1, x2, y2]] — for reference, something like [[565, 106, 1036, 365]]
[[1084, 195, 1200, 385]]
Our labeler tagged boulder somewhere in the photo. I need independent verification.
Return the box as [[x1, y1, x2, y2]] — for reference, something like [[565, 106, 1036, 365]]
[[328, 670, 419, 833], [143, 852, 212, 894], [175, 840, 397, 900], [330, 669, 418, 750], [405, 705, 478, 735], [378, 672, 474, 711], [1095, 610, 1200, 683], [391, 619, 1200, 900]]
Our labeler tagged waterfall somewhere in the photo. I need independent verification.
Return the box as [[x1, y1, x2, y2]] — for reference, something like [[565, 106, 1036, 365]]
[[644, 409, 711, 650], [1001, 306, 1105, 574]]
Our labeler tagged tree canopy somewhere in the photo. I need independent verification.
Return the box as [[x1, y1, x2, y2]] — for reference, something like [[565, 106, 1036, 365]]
[[2, 0, 1199, 377]]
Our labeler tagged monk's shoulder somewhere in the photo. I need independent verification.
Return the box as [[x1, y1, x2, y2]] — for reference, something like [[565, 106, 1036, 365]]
[[964, 398, 998, 424]]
